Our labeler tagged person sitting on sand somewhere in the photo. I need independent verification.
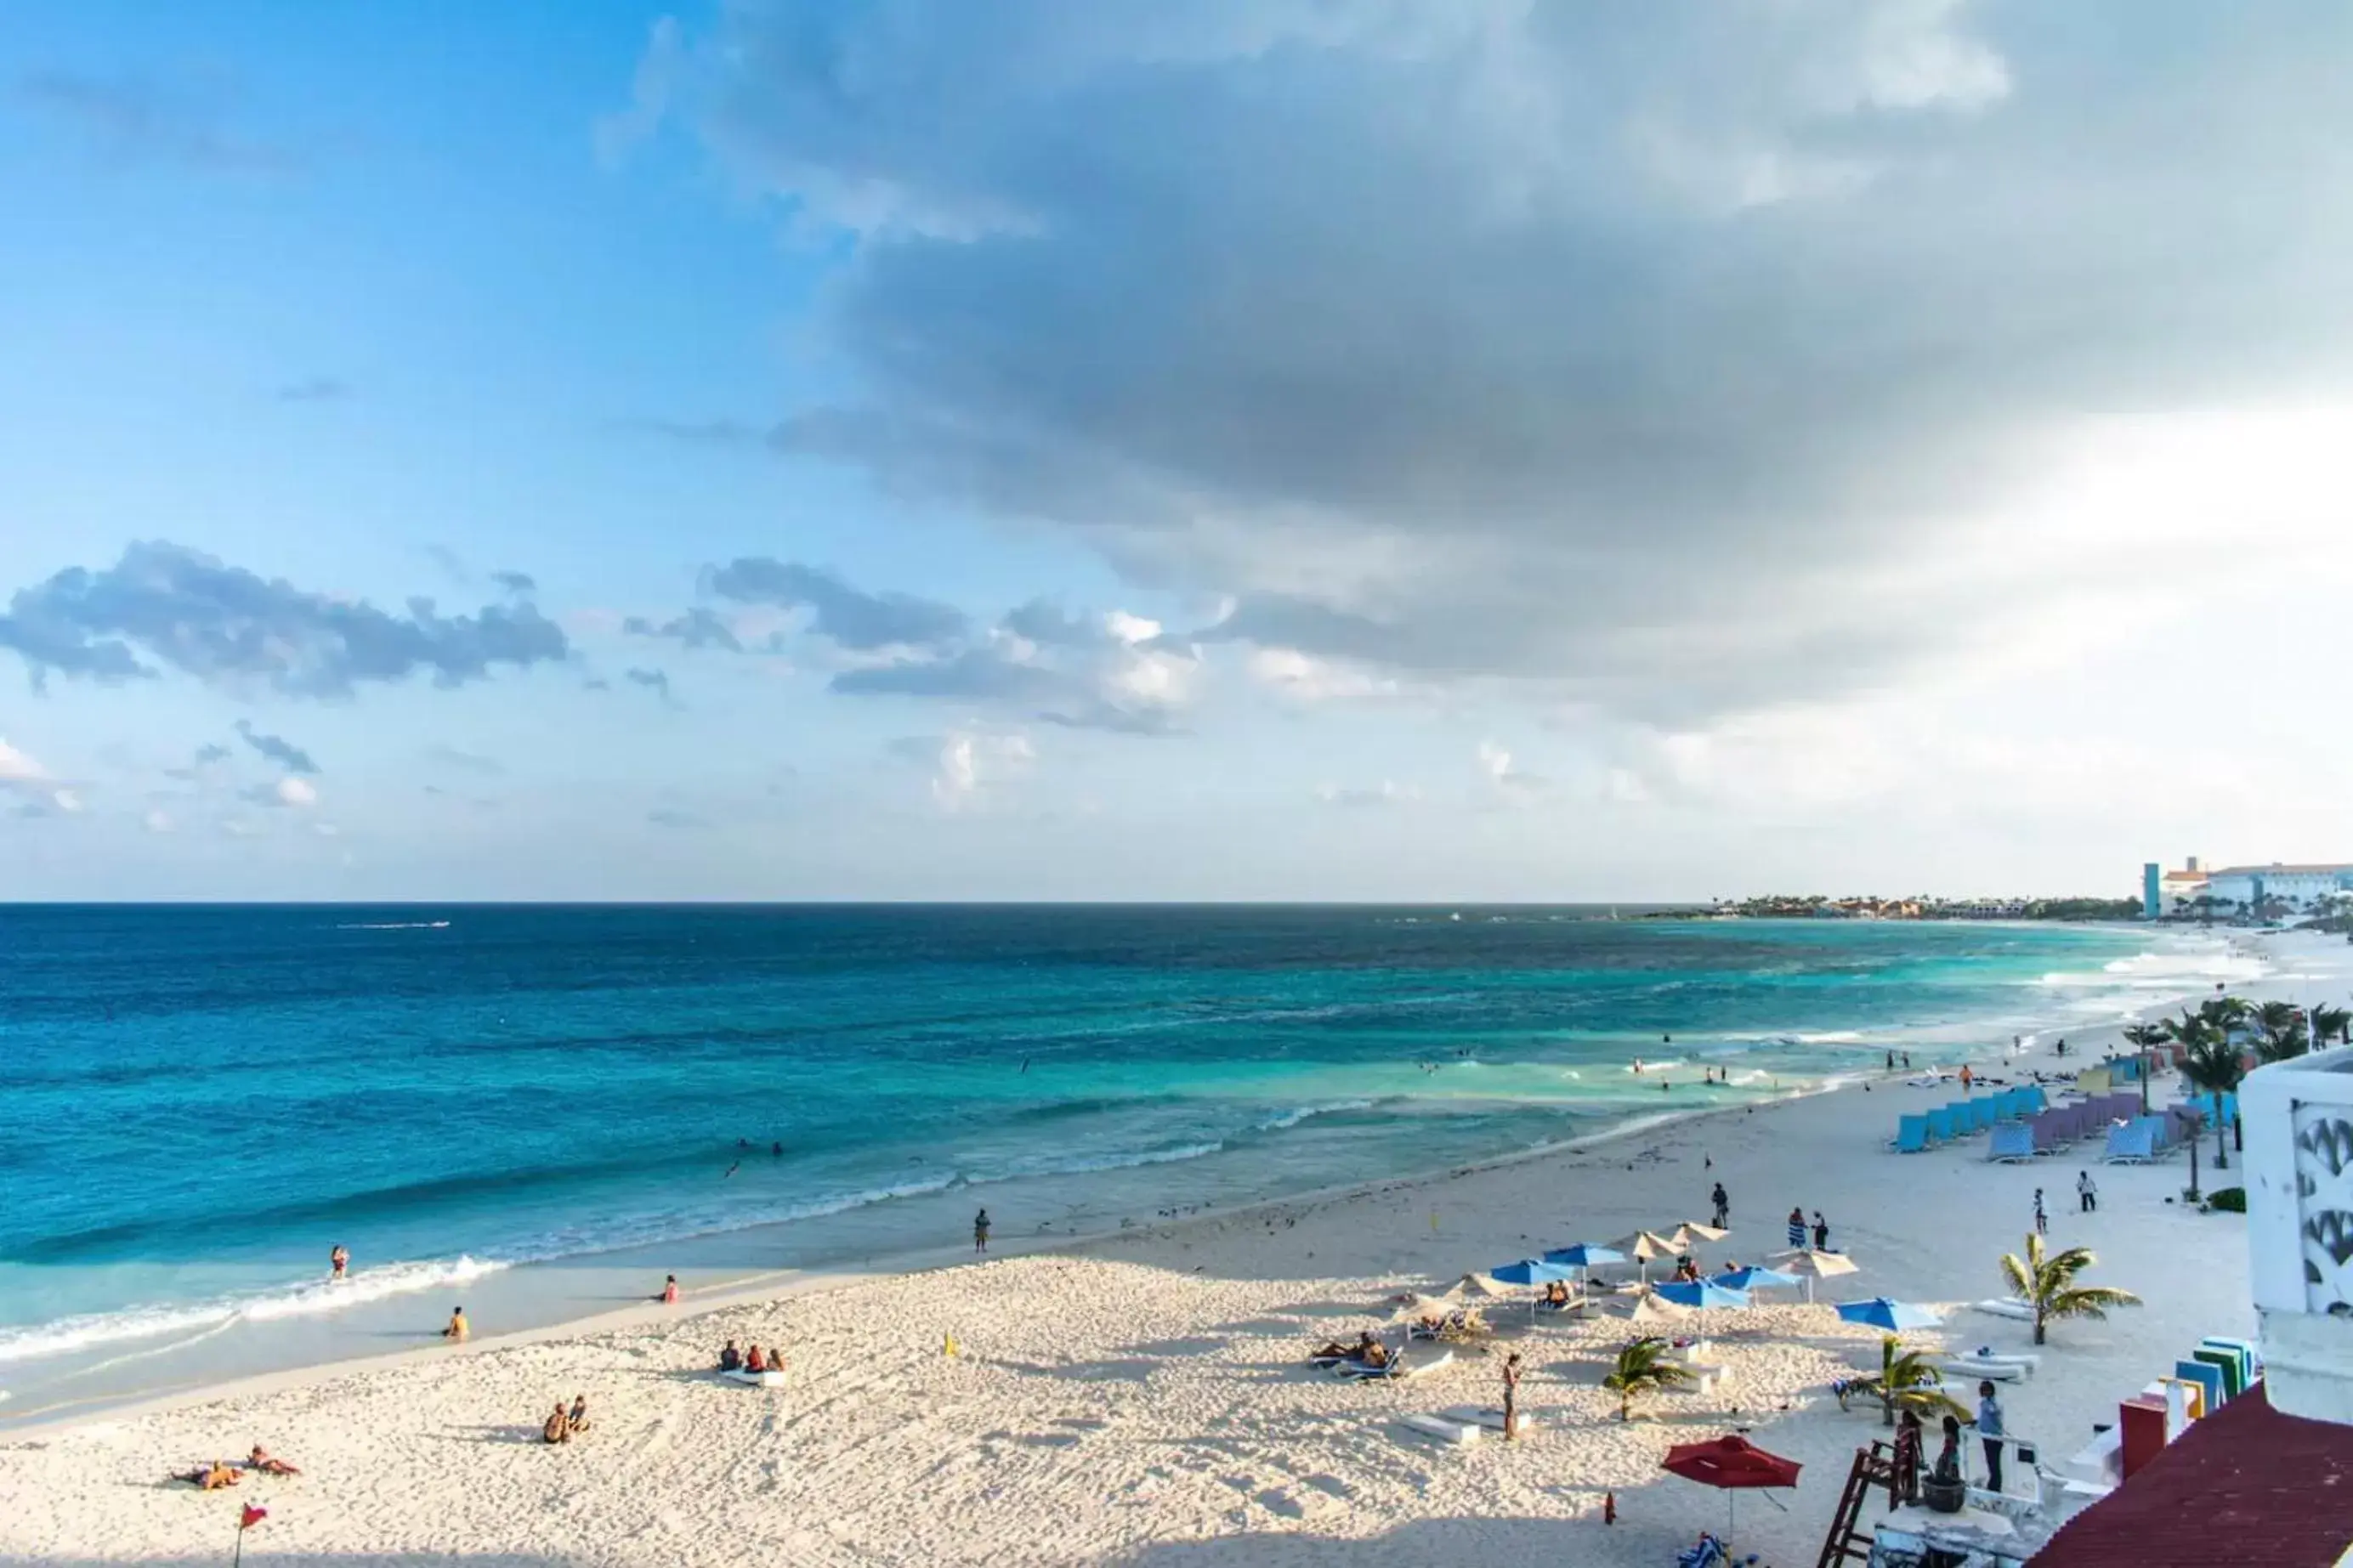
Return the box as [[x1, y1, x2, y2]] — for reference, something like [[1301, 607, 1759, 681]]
[[658, 1274, 679, 1305], [1544, 1280, 1572, 1306], [568, 1395, 591, 1435], [543, 1403, 571, 1445], [247, 1445, 300, 1476], [763, 1346, 785, 1375], [745, 1344, 768, 1374], [718, 1339, 743, 1372], [443, 1305, 468, 1342], [179, 1461, 241, 1490]]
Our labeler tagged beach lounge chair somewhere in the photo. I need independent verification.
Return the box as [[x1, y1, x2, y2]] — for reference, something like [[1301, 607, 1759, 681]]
[[1891, 1115, 1931, 1153], [1970, 1298, 2036, 1322], [1988, 1124, 2037, 1163], [2075, 1067, 2112, 1095], [2102, 1122, 2155, 1163], [2018, 1085, 2047, 1116], [2192, 1344, 2246, 1400], [2174, 1359, 2223, 1411], [1925, 1107, 1958, 1143], [1940, 1354, 2027, 1382], [2031, 1110, 2069, 1153], [2131, 1115, 2173, 1155], [1396, 1412, 1482, 1446], [1438, 1404, 1536, 1435], [1336, 1348, 1454, 1382]]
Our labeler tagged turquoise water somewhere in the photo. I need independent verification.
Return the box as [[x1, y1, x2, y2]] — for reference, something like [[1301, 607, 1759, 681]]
[[0, 904, 2237, 1419]]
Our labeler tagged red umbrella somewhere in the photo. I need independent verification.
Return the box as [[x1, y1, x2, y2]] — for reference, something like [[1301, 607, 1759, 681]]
[[1661, 1435, 1801, 1545]]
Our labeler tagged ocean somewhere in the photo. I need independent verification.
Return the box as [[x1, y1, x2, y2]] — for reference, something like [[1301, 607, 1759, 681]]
[[0, 903, 2250, 1425]]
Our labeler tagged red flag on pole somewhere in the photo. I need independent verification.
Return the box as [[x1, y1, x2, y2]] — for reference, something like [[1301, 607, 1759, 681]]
[[240, 1505, 268, 1530]]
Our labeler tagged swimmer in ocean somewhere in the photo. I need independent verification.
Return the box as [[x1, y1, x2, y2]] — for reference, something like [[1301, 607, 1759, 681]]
[[1633, 1058, 1644, 1075], [724, 1161, 740, 1179]]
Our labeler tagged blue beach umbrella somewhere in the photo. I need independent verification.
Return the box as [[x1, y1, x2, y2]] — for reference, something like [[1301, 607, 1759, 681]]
[[1651, 1277, 1751, 1351], [1491, 1257, 1579, 1322], [1715, 1265, 1800, 1293], [1543, 1243, 1625, 1288], [1835, 1297, 1942, 1333]]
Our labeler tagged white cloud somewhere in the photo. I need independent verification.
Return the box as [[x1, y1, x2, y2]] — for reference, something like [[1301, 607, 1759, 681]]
[[1314, 779, 1419, 808], [275, 777, 318, 808], [1247, 647, 1405, 704], [921, 728, 1036, 811], [0, 737, 83, 815], [1477, 740, 1542, 795]]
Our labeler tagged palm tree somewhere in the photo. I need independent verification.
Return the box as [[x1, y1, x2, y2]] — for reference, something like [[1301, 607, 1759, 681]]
[[2256, 1000, 2309, 1064], [1850, 1334, 1967, 1428], [1602, 1335, 1692, 1421], [2122, 1022, 2168, 1112], [2168, 1010, 2247, 1171], [2313, 1004, 2351, 1047], [2000, 1232, 2141, 1345]]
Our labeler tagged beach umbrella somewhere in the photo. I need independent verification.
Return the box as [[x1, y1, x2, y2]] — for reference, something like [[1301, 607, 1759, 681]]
[[1662, 1434, 1802, 1547], [1652, 1278, 1752, 1351], [1768, 1247, 1860, 1303], [1630, 1292, 1695, 1327], [1612, 1230, 1682, 1282], [1544, 1242, 1625, 1289], [1490, 1257, 1579, 1322], [1445, 1272, 1510, 1300], [1387, 1293, 1461, 1327], [1834, 1297, 1942, 1333], [1672, 1221, 1732, 1247], [1714, 1265, 1800, 1295]]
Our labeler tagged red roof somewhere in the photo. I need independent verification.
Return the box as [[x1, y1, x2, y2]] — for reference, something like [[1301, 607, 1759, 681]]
[[2033, 1384, 2353, 1566]]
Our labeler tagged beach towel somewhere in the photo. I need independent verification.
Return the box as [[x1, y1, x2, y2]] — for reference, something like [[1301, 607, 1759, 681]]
[[722, 1369, 787, 1388], [1396, 1413, 1482, 1445]]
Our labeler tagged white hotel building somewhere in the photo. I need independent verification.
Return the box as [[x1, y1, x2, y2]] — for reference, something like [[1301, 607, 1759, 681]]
[[2157, 858, 2353, 918]]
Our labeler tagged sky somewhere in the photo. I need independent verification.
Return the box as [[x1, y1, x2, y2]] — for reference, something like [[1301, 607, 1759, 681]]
[[5, 0, 2353, 902]]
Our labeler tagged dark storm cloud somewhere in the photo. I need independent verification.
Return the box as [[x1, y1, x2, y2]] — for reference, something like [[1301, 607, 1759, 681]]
[[0, 541, 570, 696], [490, 570, 537, 596], [636, 1, 2353, 720], [234, 719, 320, 775]]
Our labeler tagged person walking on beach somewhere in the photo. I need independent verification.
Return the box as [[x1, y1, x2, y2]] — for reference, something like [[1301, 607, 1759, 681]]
[[2033, 1189, 2048, 1237], [1959, 1062, 1973, 1091], [1787, 1206, 1806, 1249], [329, 1244, 349, 1282], [1976, 1381, 2006, 1493], [973, 1208, 992, 1254], [1886, 1050, 1896, 1073], [1711, 1181, 1729, 1229], [1502, 1351, 1524, 1441], [2078, 1169, 2098, 1214]]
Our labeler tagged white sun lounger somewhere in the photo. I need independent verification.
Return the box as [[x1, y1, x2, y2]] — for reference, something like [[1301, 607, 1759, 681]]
[[1438, 1404, 1539, 1434], [1970, 1299, 2036, 1322], [1335, 1348, 1455, 1381], [722, 1369, 787, 1387], [1940, 1355, 2027, 1382], [1398, 1413, 1483, 1445]]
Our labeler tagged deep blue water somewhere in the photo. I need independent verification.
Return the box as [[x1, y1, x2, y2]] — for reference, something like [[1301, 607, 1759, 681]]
[[0, 903, 2220, 1386]]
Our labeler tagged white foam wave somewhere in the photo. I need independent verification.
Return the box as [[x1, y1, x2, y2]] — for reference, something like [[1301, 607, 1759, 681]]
[[995, 1142, 1228, 1181], [1253, 1101, 1375, 1133], [334, 920, 451, 931], [0, 1254, 505, 1367]]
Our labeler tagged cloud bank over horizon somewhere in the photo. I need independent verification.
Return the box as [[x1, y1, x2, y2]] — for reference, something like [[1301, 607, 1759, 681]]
[[6, 1, 2353, 898]]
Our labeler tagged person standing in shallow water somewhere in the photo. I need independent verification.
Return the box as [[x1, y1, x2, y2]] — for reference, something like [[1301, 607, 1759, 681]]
[[973, 1209, 991, 1254], [329, 1244, 349, 1282], [1786, 1206, 1806, 1249]]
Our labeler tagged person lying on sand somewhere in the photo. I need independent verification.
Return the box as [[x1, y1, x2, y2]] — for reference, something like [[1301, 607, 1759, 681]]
[[718, 1339, 743, 1372], [1310, 1340, 1353, 1361], [247, 1446, 300, 1476], [568, 1395, 591, 1435], [1360, 1340, 1391, 1369], [543, 1403, 572, 1445], [178, 1461, 241, 1490]]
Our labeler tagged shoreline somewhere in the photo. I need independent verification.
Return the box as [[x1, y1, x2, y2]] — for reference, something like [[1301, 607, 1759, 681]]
[[4, 928, 2335, 1566], [4, 923, 2279, 1441]]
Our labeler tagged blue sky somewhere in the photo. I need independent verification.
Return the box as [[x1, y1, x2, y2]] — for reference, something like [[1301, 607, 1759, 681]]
[[6, 2, 2353, 900]]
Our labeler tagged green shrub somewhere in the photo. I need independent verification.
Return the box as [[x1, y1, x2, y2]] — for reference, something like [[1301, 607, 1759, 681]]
[[2208, 1187, 2246, 1213]]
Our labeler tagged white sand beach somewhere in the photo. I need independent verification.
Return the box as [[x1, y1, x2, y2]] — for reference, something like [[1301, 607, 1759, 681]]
[[5, 929, 2342, 1568]]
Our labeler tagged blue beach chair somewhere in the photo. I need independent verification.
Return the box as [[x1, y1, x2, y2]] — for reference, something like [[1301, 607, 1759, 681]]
[[1925, 1107, 1957, 1143], [1892, 1114, 1931, 1153], [1988, 1124, 2036, 1163]]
